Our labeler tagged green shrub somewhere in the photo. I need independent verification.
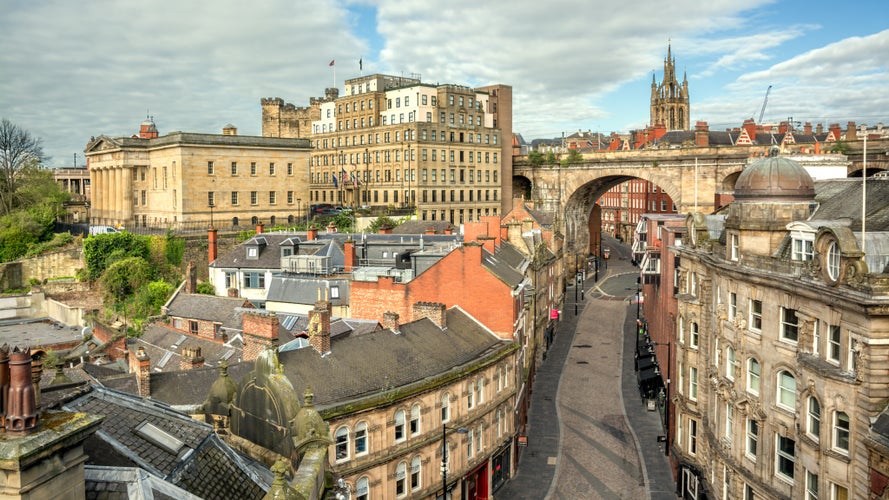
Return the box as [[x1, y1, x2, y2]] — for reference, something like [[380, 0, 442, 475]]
[[195, 281, 216, 295]]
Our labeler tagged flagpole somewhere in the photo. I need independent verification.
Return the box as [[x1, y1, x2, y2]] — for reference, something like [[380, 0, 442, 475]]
[[862, 132, 867, 256]]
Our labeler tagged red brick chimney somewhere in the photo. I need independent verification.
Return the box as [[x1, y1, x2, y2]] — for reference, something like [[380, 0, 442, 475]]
[[208, 227, 218, 264], [5, 347, 37, 433], [185, 260, 197, 294], [443, 227, 453, 235], [308, 300, 331, 354], [694, 121, 709, 147], [0, 345, 8, 429], [379, 224, 393, 235], [425, 227, 436, 235], [256, 221, 264, 234], [828, 123, 842, 141], [778, 121, 789, 135], [307, 226, 318, 240], [743, 119, 757, 141], [327, 222, 337, 233], [344, 238, 357, 272], [382, 311, 400, 333], [179, 347, 205, 370], [242, 312, 279, 361], [129, 346, 151, 398], [413, 302, 447, 329]]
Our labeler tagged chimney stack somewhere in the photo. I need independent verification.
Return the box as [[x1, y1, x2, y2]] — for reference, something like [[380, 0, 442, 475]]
[[382, 311, 400, 333], [208, 227, 218, 264], [0, 345, 7, 429], [845, 121, 857, 141], [307, 226, 318, 241], [344, 238, 357, 272], [256, 221, 264, 234], [413, 302, 447, 329], [185, 260, 197, 294], [804, 122, 813, 135], [129, 346, 151, 398], [308, 300, 332, 354], [694, 121, 709, 147], [242, 311, 279, 361], [180, 347, 205, 370], [5, 347, 37, 433]]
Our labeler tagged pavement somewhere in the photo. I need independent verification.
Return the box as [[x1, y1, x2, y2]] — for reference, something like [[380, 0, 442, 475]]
[[495, 240, 676, 499]]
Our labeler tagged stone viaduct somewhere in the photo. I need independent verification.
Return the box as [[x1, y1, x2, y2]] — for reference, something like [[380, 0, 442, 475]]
[[511, 144, 873, 262]]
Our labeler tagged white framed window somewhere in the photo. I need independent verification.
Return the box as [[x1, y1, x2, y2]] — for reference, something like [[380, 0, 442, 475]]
[[807, 397, 821, 441], [833, 411, 850, 453], [354, 422, 368, 456], [728, 292, 737, 321], [725, 403, 734, 440], [394, 410, 406, 442], [792, 237, 814, 261], [749, 299, 763, 332], [409, 404, 421, 436], [395, 461, 407, 497], [690, 322, 699, 348], [747, 358, 760, 395], [828, 325, 841, 364], [476, 377, 484, 405], [466, 383, 474, 409], [335, 426, 350, 462], [689, 418, 698, 455], [466, 428, 474, 459], [777, 370, 796, 411], [806, 470, 819, 500], [410, 456, 422, 491], [726, 347, 737, 380], [730, 233, 739, 261], [831, 483, 849, 500], [476, 423, 483, 453], [744, 484, 756, 500], [775, 435, 796, 481], [689, 367, 698, 401], [678, 362, 684, 395], [441, 392, 450, 423], [780, 307, 799, 343], [826, 241, 841, 281], [746, 418, 758, 460], [355, 477, 369, 500], [813, 319, 821, 355]]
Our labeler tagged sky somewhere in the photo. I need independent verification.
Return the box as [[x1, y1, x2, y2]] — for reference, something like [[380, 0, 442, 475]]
[[1, 0, 887, 168]]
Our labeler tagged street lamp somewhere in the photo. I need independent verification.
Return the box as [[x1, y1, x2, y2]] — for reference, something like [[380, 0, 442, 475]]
[[441, 424, 468, 500], [648, 339, 672, 457], [208, 200, 215, 229]]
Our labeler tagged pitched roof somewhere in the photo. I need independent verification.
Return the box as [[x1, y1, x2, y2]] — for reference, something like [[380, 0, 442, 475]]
[[63, 386, 270, 499], [165, 293, 245, 329]]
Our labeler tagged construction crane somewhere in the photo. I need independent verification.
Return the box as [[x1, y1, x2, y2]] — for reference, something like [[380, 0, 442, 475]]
[[758, 85, 772, 123]]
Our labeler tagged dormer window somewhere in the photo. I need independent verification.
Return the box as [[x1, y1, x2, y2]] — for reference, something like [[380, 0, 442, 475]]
[[792, 238, 814, 261], [247, 247, 258, 259], [826, 241, 841, 281]]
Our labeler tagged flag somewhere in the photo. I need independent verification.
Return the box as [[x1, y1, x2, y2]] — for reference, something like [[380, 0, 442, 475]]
[[359, 58, 363, 70], [332, 175, 338, 188], [329, 59, 335, 66]]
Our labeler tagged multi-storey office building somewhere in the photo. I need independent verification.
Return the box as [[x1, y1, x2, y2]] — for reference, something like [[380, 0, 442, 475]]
[[670, 152, 889, 499], [303, 74, 510, 225]]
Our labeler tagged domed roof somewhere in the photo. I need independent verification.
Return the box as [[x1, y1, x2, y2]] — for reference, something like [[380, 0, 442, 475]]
[[734, 149, 815, 201]]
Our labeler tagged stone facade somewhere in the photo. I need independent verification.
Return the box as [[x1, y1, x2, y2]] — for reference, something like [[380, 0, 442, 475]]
[[650, 44, 690, 131], [84, 121, 312, 229]]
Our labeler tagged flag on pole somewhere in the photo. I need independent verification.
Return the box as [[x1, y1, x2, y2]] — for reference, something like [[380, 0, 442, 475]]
[[359, 58, 363, 71], [329, 59, 335, 66]]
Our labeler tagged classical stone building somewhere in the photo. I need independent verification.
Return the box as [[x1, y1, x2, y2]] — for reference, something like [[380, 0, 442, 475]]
[[84, 119, 312, 229], [650, 44, 689, 131], [263, 74, 514, 221], [669, 151, 889, 499]]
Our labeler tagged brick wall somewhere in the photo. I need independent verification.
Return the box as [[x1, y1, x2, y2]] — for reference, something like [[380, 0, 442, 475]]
[[92, 321, 127, 361], [242, 311, 279, 361]]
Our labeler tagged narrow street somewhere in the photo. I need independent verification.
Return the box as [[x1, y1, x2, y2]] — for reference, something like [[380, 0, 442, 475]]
[[497, 237, 675, 499]]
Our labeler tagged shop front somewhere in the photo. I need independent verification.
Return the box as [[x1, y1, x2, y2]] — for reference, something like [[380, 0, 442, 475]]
[[462, 461, 489, 500]]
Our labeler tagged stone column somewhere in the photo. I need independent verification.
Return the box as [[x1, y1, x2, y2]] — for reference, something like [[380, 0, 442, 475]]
[[122, 166, 133, 223]]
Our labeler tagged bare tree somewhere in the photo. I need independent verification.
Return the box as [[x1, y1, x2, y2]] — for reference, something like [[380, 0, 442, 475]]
[[0, 118, 48, 215]]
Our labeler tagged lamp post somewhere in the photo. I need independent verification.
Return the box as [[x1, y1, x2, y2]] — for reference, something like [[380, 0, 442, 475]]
[[208, 200, 214, 229], [441, 424, 468, 500], [296, 198, 301, 228], [648, 340, 672, 457]]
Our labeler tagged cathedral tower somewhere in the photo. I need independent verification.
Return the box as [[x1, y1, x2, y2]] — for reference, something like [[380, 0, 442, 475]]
[[650, 44, 690, 131]]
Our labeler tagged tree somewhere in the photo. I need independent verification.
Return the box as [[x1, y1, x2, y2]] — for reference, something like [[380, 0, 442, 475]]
[[528, 150, 544, 167], [0, 119, 48, 215], [368, 215, 398, 233], [545, 151, 557, 167]]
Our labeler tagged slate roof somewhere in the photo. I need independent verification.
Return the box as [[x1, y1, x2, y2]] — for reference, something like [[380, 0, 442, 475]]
[[85, 466, 199, 500], [266, 276, 350, 306], [164, 293, 245, 329], [493, 241, 530, 274], [392, 220, 457, 235], [130, 325, 244, 372], [63, 386, 269, 499], [480, 247, 525, 288]]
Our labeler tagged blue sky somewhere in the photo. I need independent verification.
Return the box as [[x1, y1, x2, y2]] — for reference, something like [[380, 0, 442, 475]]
[[1, 0, 887, 167]]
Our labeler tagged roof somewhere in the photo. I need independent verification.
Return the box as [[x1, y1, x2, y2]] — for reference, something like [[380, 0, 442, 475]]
[[86, 132, 311, 152], [63, 386, 270, 499], [391, 220, 457, 235], [130, 325, 244, 372], [0, 317, 84, 349], [164, 293, 245, 329], [85, 466, 200, 500], [480, 247, 525, 289], [266, 276, 350, 306]]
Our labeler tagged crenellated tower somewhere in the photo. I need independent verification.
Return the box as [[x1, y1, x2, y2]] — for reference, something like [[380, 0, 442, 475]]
[[650, 43, 690, 131]]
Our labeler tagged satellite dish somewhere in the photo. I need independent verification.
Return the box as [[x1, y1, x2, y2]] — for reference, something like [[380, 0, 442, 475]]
[[81, 326, 93, 338]]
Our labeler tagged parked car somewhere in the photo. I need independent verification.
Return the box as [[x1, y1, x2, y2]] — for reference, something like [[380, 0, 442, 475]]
[[89, 225, 120, 236]]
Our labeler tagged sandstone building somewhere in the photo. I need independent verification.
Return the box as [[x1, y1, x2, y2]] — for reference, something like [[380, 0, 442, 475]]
[[650, 44, 690, 131], [667, 151, 889, 499], [84, 119, 312, 229]]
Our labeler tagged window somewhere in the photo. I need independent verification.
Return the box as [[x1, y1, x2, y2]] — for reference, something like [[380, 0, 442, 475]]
[[441, 393, 450, 422], [690, 322, 699, 348], [780, 307, 799, 342], [806, 470, 819, 500], [749, 299, 762, 332], [269, 191, 276, 205], [792, 237, 814, 261], [826, 240, 841, 281], [775, 435, 795, 481], [409, 404, 420, 436], [729, 292, 737, 320], [744, 484, 756, 500], [777, 370, 796, 410], [224, 271, 235, 289], [287, 163, 293, 175], [725, 403, 734, 440], [250, 191, 258, 205], [208, 191, 215, 207], [467, 383, 474, 409], [467, 428, 474, 459], [476, 423, 483, 453], [726, 347, 736, 380], [207, 161, 214, 174], [730, 233, 739, 261], [833, 411, 850, 453], [335, 426, 349, 461], [394, 410, 405, 442], [250, 162, 257, 175], [410, 456, 421, 490], [807, 397, 821, 441], [828, 325, 841, 364], [395, 461, 407, 496], [476, 377, 484, 405], [813, 319, 822, 354], [689, 366, 698, 401], [689, 418, 698, 455], [243, 272, 265, 289], [831, 483, 849, 500], [269, 163, 275, 175], [747, 358, 760, 394], [287, 191, 293, 204], [356, 477, 369, 500], [355, 422, 367, 455], [746, 419, 758, 459]]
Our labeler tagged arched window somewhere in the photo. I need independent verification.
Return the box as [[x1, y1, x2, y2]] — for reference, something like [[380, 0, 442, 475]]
[[726, 347, 736, 380], [834, 411, 850, 453], [807, 397, 821, 441], [746, 358, 760, 395], [232, 217, 239, 227], [395, 461, 407, 497], [335, 426, 350, 462], [410, 404, 421, 436], [827, 240, 841, 281], [251, 216, 258, 225], [355, 422, 368, 456], [777, 371, 796, 410], [394, 410, 405, 442], [355, 477, 369, 500], [441, 392, 450, 423], [410, 455, 422, 490]]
